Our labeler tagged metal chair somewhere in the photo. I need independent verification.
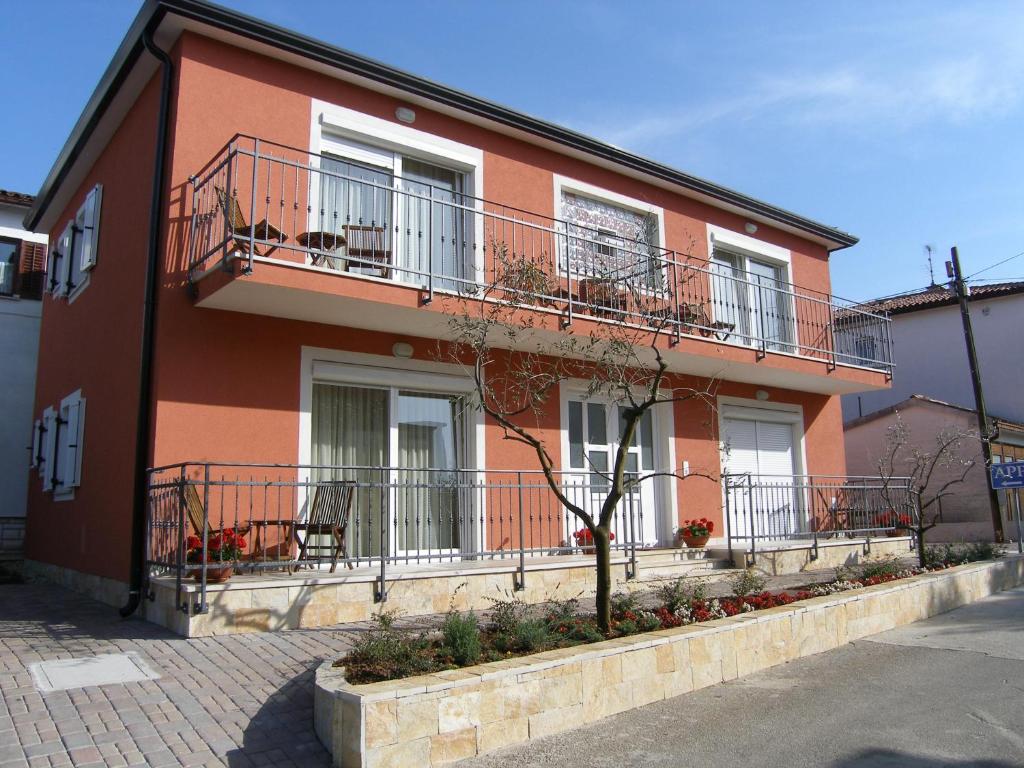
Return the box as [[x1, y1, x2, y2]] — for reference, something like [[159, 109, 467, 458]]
[[291, 481, 356, 573]]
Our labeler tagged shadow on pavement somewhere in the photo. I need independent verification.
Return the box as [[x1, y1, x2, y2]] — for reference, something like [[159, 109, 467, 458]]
[[834, 749, 1019, 768]]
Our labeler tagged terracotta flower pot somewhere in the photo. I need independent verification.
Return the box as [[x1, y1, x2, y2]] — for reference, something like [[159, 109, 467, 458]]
[[189, 565, 234, 583], [581, 546, 596, 555], [680, 534, 710, 548], [885, 530, 900, 538]]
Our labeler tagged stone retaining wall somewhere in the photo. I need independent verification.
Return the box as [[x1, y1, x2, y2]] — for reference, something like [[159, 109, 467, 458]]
[[314, 556, 1024, 768], [734, 536, 915, 575]]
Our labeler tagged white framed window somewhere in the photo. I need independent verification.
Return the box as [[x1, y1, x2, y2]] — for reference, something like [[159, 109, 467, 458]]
[[707, 225, 795, 353], [554, 176, 666, 293], [310, 101, 484, 292], [35, 390, 86, 498], [48, 184, 102, 302]]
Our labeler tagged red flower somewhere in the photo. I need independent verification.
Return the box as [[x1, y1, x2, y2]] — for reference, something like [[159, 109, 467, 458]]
[[186, 535, 202, 550]]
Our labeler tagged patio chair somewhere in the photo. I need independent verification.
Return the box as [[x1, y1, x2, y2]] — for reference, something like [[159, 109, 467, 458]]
[[291, 480, 356, 573], [215, 186, 286, 256], [342, 224, 391, 278], [182, 483, 252, 539]]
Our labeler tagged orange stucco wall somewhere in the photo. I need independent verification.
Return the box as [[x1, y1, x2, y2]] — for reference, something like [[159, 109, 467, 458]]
[[25, 76, 162, 581], [27, 30, 852, 583]]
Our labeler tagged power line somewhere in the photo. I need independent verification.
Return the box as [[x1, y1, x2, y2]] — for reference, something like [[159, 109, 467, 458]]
[[965, 249, 1024, 280]]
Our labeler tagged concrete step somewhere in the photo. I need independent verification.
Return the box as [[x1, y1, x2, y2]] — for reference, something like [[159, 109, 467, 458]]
[[630, 553, 736, 582]]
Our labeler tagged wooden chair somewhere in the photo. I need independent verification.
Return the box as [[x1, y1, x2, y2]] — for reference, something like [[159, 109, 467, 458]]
[[215, 187, 286, 256], [182, 483, 251, 539], [342, 224, 391, 278], [291, 481, 356, 573]]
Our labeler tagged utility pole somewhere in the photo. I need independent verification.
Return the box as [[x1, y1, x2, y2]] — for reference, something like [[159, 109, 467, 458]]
[[946, 247, 1005, 542]]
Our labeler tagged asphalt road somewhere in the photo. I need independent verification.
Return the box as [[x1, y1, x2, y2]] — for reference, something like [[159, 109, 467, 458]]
[[461, 586, 1024, 768]]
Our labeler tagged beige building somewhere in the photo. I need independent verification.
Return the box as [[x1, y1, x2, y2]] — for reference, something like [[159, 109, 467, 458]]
[[844, 395, 1024, 543]]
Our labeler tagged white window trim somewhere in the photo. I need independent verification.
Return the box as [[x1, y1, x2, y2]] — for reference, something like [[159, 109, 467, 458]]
[[558, 378, 677, 545], [297, 346, 487, 552], [716, 395, 808, 480], [553, 175, 667, 285], [309, 100, 485, 286]]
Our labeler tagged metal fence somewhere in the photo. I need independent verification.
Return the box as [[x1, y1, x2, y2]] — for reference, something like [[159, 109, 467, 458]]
[[723, 474, 918, 563], [147, 462, 648, 613], [187, 134, 894, 373], [0, 516, 25, 556]]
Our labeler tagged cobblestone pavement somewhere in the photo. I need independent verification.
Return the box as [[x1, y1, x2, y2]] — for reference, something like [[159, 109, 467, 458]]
[[0, 563, 892, 768], [0, 584, 360, 768]]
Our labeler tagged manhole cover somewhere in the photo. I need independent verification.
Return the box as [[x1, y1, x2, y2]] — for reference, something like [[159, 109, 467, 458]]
[[29, 652, 160, 693]]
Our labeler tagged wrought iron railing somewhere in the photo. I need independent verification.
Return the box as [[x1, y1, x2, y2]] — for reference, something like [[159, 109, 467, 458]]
[[0, 516, 26, 556], [187, 135, 894, 373], [722, 473, 918, 563], [146, 462, 649, 614]]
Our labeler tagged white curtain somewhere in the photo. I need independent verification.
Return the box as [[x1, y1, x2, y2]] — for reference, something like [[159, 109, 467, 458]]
[[311, 384, 388, 556]]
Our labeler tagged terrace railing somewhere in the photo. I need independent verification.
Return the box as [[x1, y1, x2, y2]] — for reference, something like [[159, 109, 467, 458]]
[[188, 135, 894, 374], [146, 462, 648, 614], [723, 473, 918, 564]]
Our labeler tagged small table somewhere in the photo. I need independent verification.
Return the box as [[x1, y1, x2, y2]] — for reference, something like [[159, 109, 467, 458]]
[[298, 231, 346, 269]]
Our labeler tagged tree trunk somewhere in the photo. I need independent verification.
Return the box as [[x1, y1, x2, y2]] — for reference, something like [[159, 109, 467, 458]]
[[594, 526, 613, 634], [916, 527, 927, 568]]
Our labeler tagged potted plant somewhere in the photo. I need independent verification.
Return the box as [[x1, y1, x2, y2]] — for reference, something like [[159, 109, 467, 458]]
[[572, 528, 614, 555], [186, 529, 247, 583], [873, 511, 912, 537], [676, 518, 714, 548]]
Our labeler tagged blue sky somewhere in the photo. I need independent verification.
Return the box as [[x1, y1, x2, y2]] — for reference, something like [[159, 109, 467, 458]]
[[3, 0, 1022, 302]]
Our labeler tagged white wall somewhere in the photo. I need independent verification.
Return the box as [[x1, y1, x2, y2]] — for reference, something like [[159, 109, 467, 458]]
[[0, 201, 44, 518], [842, 293, 1024, 423]]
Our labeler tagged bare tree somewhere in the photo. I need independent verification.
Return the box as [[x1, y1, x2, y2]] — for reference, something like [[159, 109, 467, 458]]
[[877, 413, 978, 566], [442, 233, 718, 633]]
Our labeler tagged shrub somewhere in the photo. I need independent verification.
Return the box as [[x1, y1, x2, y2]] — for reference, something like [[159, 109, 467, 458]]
[[730, 568, 767, 598], [486, 592, 528, 636], [345, 610, 429, 682], [655, 576, 709, 613], [610, 591, 639, 617], [441, 610, 481, 666], [860, 555, 903, 581], [513, 618, 551, 652]]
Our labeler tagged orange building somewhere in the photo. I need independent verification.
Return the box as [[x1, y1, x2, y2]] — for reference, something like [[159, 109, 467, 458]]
[[22, 0, 899, 624]]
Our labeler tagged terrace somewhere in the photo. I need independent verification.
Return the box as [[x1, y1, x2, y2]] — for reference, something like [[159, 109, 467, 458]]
[[186, 136, 894, 385], [144, 463, 915, 634]]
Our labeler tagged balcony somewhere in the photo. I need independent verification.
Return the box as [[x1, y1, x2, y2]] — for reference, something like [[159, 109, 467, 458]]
[[187, 135, 893, 390]]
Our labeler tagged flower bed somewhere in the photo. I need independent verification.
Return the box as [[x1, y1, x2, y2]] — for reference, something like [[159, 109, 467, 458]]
[[339, 544, 999, 684]]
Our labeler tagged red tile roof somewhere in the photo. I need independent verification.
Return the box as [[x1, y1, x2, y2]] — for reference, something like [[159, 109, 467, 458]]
[[0, 190, 34, 207], [857, 281, 1024, 316]]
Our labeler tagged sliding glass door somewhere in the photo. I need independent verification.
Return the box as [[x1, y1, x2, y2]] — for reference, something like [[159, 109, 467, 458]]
[[399, 159, 469, 290], [311, 382, 472, 560]]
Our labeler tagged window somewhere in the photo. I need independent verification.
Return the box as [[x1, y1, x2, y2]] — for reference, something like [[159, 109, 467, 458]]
[[710, 244, 795, 352], [559, 188, 663, 291], [35, 390, 86, 497], [315, 131, 474, 289], [0, 238, 17, 296], [48, 184, 101, 301]]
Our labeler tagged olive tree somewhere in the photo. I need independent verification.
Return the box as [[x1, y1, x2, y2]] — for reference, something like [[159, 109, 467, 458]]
[[442, 236, 718, 633]]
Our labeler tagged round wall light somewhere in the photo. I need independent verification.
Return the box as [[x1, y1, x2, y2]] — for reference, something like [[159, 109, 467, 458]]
[[395, 107, 416, 124], [744, 222, 758, 235], [392, 342, 414, 359], [755, 389, 770, 401]]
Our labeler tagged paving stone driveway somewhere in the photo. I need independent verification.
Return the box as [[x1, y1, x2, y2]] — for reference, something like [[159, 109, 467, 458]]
[[0, 583, 357, 768]]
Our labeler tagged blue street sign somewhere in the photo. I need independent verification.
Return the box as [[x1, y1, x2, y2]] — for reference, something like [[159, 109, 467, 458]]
[[990, 460, 1024, 490]]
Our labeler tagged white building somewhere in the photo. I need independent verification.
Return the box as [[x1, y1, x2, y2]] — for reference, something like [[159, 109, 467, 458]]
[[842, 281, 1024, 423], [0, 190, 46, 538]]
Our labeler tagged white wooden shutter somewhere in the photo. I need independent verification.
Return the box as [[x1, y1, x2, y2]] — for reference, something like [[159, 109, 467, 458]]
[[41, 407, 57, 491], [60, 391, 86, 489], [30, 419, 41, 468], [79, 185, 102, 272], [49, 223, 73, 296]]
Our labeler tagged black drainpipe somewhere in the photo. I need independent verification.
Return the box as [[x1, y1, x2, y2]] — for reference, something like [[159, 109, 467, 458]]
[[120, 28, 173, 618]]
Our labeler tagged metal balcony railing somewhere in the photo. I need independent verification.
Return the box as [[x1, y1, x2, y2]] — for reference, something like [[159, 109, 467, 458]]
[[147, 463, 649, 614], [722, 473, 918, 563], [188, 135, 893, 373]]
